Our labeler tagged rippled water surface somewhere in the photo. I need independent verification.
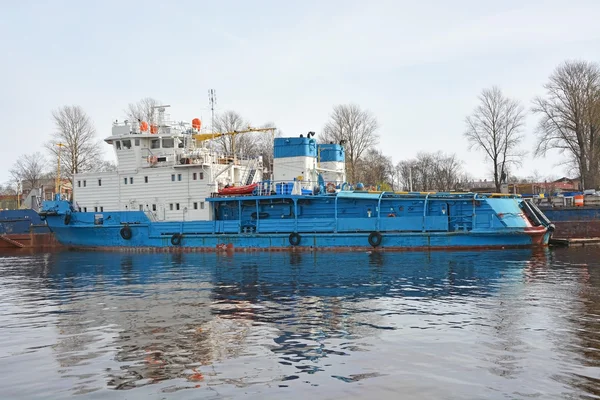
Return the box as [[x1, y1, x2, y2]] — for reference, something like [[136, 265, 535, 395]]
[[1, 248, 600, 399]]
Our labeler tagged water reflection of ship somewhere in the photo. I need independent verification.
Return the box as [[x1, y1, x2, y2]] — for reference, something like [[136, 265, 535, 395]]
[[26, 249, 540, 392]]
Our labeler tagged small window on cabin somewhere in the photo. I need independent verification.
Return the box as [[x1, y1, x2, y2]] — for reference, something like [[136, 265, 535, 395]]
[[193, 173, 197, 180], [152, 204, 156, 211], [178, 174, 182, 181], [116, 141, 121, 150], [193, 202, 198, 209], [78, 181, 81, 187], [124, 177, 127, 184], [100, 206, 104, 212], [150, 139, 160, 149], [162, 138, 174, 148], [199, 172, 204, 180], [134, 139, 140, 146], [130, 177, 133, 184], [122, 139, 132, 149], [200, 202, 205, 209], [83, 180, 86, 187], [94, 206, 98, 212], [144, 176, 148, 183], [171, 174, 175, 182], [83, 207, 87, 212], [170, 203, 173, 210], [98, 179, 102, 186], [176, 203, 180, 210]]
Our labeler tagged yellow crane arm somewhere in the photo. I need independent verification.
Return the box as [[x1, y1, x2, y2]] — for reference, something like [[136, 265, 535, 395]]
[[192, 126, 276, 142]]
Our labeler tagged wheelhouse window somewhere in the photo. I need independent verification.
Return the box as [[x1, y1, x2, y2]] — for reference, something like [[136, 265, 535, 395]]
[[77, 181, 81, 187], [130, 177, 133, 184], [176, 203, 180, 210], [177, 174, 182, 181], [162, 138, 174, 148], [199, 172, 204, 180], [193, 202, 198, 209], [193, 172, 197, 180], [144, 176, 148, 183], [170, 203, 173, 210], [94, 206, 98, 212], [171, 174, 175, 182], [124, 177, 127, 184], [122, 139, 132, 149], [116, 141, 121, 150], [100, 206, 104, 212], [134, 139, 140, 146], [150, 139, 160, 149], [98, 179, 102, 186], [83, 180, 86, 187]]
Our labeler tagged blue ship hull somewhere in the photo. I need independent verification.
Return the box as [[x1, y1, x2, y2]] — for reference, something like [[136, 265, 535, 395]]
[[41, 191, 552, 251], [47, 224, 550, 251], [0, 209, 50, 235]]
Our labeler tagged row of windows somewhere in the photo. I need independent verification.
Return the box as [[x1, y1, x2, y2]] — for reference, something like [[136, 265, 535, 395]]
[[170, 172, 204, 181], [124, 174, 206, 184], [78, 206, 104, 212], [168, 202, 205, 210], [115, 138, 185, 150], [78, 173, 205, 188], [78, 203, 206, 212], [115, 139, 137, 150]]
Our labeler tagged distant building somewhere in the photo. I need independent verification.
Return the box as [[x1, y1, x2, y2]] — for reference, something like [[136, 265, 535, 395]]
[[0, 195, 18, 210]]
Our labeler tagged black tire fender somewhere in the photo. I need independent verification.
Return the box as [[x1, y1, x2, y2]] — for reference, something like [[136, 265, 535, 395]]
[[368, 231, 382, 247], [120, 225, 132, 240], [64, 214, 72, 225], [171, 233, 183, 246], [289, 232, 301, 246]]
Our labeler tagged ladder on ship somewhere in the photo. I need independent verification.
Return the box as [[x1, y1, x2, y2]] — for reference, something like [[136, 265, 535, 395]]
[[242, 159, 258, 185]]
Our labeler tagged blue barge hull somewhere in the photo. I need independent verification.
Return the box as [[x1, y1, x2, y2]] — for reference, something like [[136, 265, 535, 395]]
[[41, 191, 552, 252]]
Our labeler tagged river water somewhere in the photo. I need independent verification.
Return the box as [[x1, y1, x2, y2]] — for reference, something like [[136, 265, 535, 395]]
[[1, 248, 600, 399]]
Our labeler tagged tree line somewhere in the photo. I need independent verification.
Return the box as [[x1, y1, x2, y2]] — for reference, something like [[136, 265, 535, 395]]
[[6, 59, 599, 197]]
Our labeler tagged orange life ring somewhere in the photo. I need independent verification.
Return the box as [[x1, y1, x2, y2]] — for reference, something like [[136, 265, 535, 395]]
[[326, 182, 336, 193], [147, 155, 158, 165]]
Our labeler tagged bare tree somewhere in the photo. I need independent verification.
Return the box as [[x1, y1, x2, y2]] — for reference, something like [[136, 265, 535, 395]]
[[0, 184, 16, 195], [125, 97, 161, 124], [533, 60, 600, 189], [45, 105, 104, 184], [322, 104, 379, 183], [250, 122, 282, 177], [10, 152, 47, 191], [212, 110, 258, 156], [464, 86, 526, 192], [356, 148, 393, 187], [95, 160, 117, 172], [396, 152, 464, 191]]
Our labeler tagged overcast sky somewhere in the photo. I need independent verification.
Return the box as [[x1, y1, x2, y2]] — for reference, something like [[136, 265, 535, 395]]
[[2, 0, 599, 184]]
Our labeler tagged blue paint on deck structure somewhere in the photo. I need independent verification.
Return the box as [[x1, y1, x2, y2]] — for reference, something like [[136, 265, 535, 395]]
[[317, 143, 345, 162], [0, 209, 50, 234], [541, 207, 600, 222], [41, 190, 551, 251], [273, 137, 317, 158]]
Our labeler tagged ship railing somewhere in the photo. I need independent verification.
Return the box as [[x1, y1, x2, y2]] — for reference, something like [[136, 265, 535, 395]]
[[252, 180, 322, 196]]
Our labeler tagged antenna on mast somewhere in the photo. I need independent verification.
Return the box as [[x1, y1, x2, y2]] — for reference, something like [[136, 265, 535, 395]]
[[208, 89, 216, 134]]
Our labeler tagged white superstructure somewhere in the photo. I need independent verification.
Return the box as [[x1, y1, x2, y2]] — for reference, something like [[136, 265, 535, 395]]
[[73, 106, 263, 221]]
